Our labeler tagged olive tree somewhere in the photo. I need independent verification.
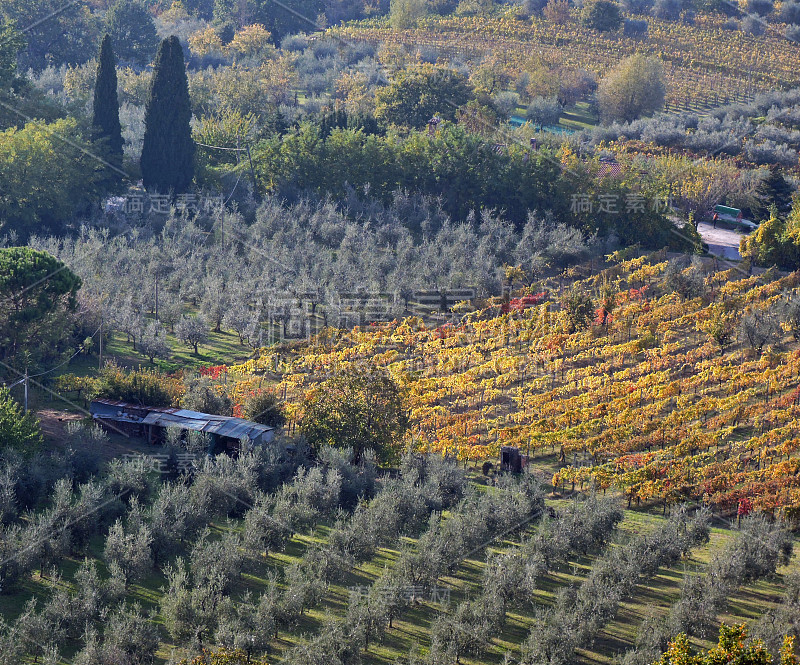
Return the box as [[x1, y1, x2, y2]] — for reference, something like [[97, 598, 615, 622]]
[[597, 54, 666, 122], [138, 321, 170, 363], [175, 315, 209, 354], [104, 518, 153, 585], [739, 307, 780, 353]]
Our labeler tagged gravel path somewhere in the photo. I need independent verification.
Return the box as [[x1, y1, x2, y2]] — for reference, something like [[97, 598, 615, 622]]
[[697, 221, 747, 261]]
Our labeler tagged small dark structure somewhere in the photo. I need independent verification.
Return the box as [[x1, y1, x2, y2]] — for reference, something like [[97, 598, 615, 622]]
[[90, 399, 275, 455], [712, 205, 757, 231], [500, 446, 528, 473]]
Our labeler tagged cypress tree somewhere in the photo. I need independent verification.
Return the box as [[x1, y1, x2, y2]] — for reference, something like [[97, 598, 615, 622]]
[[92, 34, 124, 184], [140, 36, 195, 195], [753, 166, 794, 220]]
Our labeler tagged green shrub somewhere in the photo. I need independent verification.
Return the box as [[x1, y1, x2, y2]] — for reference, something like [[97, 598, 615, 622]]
[[0, 387, 42, 455], [94, 362, 183, 407], [242, 390, 286, 427], [581, 0, 622, 31]]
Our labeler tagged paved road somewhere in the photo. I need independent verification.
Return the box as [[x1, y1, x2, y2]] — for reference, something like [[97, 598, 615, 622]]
[[697, 221, 745, 261]]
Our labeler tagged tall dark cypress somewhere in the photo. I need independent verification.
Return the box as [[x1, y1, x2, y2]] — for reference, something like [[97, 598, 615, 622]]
[[92, 35, 124, 181], [140, 36, 195, 195]]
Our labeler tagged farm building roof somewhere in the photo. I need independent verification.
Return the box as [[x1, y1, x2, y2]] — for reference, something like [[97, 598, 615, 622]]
[[90, 399, 275, 442], [714, 205, 742, 217]]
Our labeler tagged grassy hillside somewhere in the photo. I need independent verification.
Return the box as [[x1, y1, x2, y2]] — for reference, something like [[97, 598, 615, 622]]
[[0, 478, 796, 665]]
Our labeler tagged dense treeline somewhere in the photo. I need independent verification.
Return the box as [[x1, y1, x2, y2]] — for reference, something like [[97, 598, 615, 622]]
[[252, 120, 688, 245]]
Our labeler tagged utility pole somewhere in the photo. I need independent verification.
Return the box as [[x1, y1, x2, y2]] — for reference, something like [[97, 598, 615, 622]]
[[246, 143, 258, 196], [8, 370, 29, 413], [99, 318, 103, 370]]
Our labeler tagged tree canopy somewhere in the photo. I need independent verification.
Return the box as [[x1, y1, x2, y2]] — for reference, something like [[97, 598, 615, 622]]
[[0, 387, 42, 455], [597, 54, 666, 122], [656, 624, 797, 665], [105, 0, 159, 67], [300, 366, 410, 464], [581, 0, 623, 31], [0, 118, 100, 237], [0, 247, 82, 363], [740, 203, 800, 270], [213, 0, 325, 39], [0, 20, 24, 93], [1, 0, 99, 69], [375, 64, 474, 129]]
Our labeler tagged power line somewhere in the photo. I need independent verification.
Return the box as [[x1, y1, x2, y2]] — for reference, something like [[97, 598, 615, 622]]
[[3, 324, 103, 413], [195, 141, 247, 152]]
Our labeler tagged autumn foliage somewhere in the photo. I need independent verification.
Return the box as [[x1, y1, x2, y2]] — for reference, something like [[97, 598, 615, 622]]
[[232, 256, 800, 518]]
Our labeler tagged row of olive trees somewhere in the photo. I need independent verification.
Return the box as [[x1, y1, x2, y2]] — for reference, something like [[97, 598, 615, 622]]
[[273, 488, 682, 665], [518, 506, 712, 665], [0, 455, 157, 593], [0, 453, 162, 664], [623, 515, 795, 665], [0, 567, 158, 665], [155, 451, 468, 654], [0, 440, 379, 663], [424, 494, 625, 663], [581, 86, 800, 167], [274, 472, 546, 664]]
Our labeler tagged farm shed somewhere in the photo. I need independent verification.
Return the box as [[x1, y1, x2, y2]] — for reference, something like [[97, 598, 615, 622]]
[[500, 446, 528, 473], [713, 205, 757, 230], [90, 399, 275, 454]]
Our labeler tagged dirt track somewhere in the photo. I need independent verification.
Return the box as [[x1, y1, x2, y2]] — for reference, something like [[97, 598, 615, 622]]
[[37, 408, 166, 461], [697, 221, 746, 261]]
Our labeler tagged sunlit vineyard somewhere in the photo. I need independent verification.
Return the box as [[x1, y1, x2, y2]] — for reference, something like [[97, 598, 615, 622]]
[[231, 254, 800, 521], [331, 12, 800, 111]]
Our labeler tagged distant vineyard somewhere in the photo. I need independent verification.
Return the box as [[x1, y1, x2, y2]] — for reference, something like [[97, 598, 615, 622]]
[[232, 257, 800, 520], [330, 13, 800, 111]]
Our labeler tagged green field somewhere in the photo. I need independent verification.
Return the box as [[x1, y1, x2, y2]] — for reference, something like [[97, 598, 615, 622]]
[[0, 476, 795, 665], [560, 102, 598, 131]]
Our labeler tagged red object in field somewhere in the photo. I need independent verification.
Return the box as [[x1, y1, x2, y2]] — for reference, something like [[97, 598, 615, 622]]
[[737, 497, 753, 517], [594, 307, 612, 326], [434, 324, 455, 339], [199, 365, 227, 380], [508, 292, 546, 312]]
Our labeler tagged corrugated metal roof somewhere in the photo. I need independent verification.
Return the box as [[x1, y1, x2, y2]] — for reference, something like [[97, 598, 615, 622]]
[[93, 399, 134, 407], [91, 399, 274, 441], [93, 398, 184, 414], [141, 412, 272, 440]]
